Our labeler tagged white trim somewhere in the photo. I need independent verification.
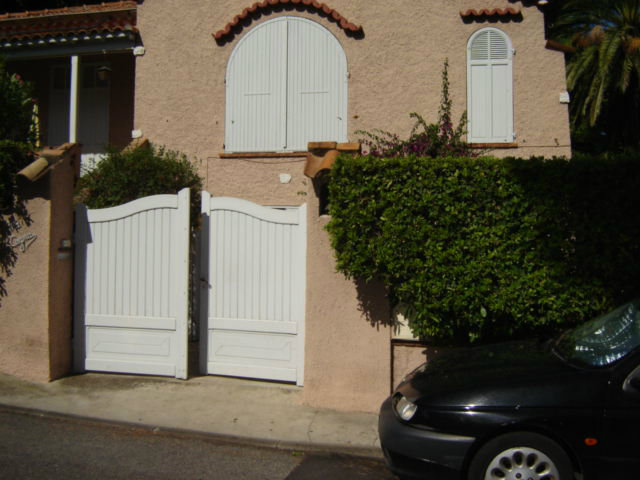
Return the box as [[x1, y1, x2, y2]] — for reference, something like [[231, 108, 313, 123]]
[[209, 196, 299, 224], [296, 203, 307, 386], [210, 317, 298, 334], [85, 358, 176, 377], [86, 194, 180, 222], [466, 27, 514, 144], [86, 315, 177, 330], [206, 361, 297, 383], [69, 55, 79, 143], [1, 39, 135, 60], [174, 188, 191, 379]]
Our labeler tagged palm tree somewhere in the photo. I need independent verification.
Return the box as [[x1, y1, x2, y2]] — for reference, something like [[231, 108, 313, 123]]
[[549, 0, 640, 150]]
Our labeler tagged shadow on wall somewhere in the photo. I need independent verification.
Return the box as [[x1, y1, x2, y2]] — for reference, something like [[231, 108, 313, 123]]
[[354, 278, 394, 329], [0, 172, 33, 306]]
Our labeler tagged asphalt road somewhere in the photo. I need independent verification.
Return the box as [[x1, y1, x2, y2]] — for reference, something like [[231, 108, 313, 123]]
[[0, 408, 396, 480]]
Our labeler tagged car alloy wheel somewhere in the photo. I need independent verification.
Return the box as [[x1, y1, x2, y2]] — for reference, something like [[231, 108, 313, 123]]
[[468, 432, 573, 480], [484, 446, 559, 480]]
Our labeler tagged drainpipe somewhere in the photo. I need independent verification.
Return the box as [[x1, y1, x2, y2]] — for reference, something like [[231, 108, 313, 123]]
[[69, 55, 79, 143]]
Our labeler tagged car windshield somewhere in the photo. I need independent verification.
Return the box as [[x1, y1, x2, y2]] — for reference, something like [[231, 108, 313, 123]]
[[554, 299, 640, 367]]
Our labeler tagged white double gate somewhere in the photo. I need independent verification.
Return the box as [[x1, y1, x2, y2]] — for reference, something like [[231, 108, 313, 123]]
[[74, 189, 306, 385]]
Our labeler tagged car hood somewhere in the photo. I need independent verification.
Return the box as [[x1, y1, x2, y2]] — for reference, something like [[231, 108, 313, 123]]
[[397, 340, 610, 409]]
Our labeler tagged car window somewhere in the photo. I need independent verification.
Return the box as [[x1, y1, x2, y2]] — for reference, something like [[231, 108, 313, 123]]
[[555, 300, 640, 367]]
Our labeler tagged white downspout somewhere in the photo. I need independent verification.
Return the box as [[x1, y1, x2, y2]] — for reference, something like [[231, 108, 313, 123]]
[[69, 55, 79, 143]]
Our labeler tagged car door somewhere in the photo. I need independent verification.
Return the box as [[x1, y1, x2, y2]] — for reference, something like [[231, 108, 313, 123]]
[[600, 351, 640, 476]]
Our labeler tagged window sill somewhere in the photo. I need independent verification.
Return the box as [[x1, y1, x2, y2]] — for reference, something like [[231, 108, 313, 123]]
[[220, 152, 308, 159], [470, 143, 519, 149]]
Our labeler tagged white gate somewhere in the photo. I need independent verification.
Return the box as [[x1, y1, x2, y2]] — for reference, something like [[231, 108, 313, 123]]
[[200, 193, 306, 385], [74, 189, 190, 379]]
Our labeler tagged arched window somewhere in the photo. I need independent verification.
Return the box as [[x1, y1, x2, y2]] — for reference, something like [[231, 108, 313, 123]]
[[467, 28, 514, 143], [225, 17, 348, 152]]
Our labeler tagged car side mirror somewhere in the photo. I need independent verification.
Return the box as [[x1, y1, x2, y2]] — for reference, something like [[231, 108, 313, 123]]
[[623, 367, 640, 397]]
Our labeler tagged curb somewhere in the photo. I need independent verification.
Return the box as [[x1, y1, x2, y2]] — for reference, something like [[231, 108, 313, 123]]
[[0, 403, 383, 459]]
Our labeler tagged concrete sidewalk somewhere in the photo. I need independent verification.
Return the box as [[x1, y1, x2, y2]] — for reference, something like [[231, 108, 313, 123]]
[[0, 372, 382, 457]]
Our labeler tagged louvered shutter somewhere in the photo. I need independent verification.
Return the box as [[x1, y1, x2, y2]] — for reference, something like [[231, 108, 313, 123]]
[[468, 28, 514, 143], [286, 18, 347, 151], [226, 19, 287, 152], [226, 17, 347, 152]]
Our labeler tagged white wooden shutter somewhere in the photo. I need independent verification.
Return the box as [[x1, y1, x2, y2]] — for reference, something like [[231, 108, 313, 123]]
[[225, 19, 287, 152], [286, 18, 347, 151], [468, 28, 514, 143], [225, 17, 347, 152]]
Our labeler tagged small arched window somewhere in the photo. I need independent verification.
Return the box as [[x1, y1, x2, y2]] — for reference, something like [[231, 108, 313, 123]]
[[225, 16, 348, 152], [467, 28, 514, 143]]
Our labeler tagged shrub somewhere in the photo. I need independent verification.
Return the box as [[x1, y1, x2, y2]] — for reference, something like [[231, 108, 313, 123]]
[[76, 143, 203, 221], [0, 57, 35, 302], [356, 60, 478, 159], [0, 58, 35, 145], [326, 153, 640, 345], [0, 57, 35, 211], [0, 141, 32, 211]]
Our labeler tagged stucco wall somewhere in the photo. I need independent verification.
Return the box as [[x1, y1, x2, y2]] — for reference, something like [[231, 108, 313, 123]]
[[304, 191, 391, 412], [392, 343, 455, 391], [133, 0, 571, 412], [0, 189, 52, 382], [0, 149, 77, 382], [134, 0, 571, 164]]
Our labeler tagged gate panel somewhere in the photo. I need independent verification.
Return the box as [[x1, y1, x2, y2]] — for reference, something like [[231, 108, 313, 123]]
[[74, 189, 190, 379], [200, 194, 306, 385]]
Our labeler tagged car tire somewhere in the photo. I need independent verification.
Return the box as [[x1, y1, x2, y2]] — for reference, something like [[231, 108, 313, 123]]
[[467, 432, 573, 480]]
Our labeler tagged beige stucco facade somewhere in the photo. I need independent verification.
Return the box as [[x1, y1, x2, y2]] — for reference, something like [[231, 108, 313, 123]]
[[130, 1, 571, 412], [0, 146, 79, 382], [133, 0, 570, 162]]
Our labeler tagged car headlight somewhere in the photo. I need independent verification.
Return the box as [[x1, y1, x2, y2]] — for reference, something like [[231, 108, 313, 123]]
[[394, 394, 417, 421]]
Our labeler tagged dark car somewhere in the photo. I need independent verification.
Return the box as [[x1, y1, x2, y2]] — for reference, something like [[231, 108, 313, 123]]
[[379, 300, 640, 480]]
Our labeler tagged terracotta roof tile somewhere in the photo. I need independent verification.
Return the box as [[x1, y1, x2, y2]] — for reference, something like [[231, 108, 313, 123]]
[[0, 1, 136, 21], [0, 1, 137, 42], [460, 7, 522, 20], [214, 0, 362, 43]]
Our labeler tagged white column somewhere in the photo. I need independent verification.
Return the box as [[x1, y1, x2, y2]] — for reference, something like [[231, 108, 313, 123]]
[[69, 55, 79, 143]]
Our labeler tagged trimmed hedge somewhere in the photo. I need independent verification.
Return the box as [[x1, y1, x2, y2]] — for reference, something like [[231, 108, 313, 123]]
[[326, 154, 640, 344]]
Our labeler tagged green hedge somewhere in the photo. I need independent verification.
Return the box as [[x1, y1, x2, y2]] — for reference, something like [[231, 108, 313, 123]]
[[75, 144, 202, 226], [1, 57, 35, 303], [326, 154, 640, 344]]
